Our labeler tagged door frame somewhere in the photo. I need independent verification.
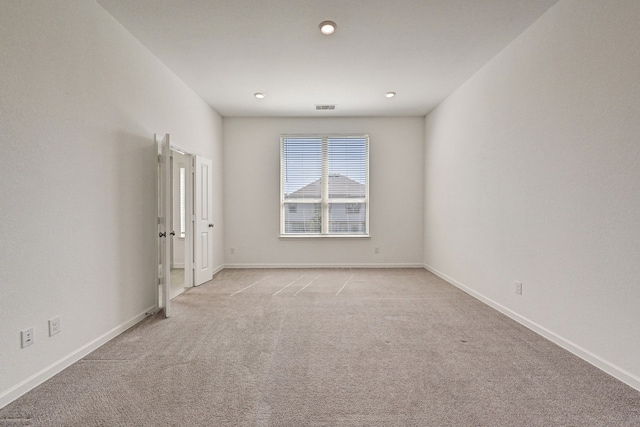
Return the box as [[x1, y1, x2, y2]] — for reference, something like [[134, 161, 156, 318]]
[[156, 134, 172, 317]]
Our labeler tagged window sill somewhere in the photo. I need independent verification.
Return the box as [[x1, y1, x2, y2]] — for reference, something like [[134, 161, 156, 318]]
[[280, 234, 370, 239]]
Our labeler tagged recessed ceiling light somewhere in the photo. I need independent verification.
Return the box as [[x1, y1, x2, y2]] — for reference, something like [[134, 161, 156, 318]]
[[319, 21, 337, 35], [385, 91, 396, 98], [254, 92, 265, 99]]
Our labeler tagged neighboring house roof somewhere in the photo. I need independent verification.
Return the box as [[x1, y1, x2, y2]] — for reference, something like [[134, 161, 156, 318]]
[[286, 174, 365, 199]]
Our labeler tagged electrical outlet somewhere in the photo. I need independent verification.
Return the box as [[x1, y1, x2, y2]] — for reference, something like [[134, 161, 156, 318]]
[[21, 328, 34, 348], [230, 247, 235, 255], [49, 317, 61, 336], [374, 247, 380, 254], [515, 281, 523, 295]]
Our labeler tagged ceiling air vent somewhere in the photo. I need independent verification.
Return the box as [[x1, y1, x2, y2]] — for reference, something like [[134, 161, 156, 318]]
[[315, 104, 336, 110]]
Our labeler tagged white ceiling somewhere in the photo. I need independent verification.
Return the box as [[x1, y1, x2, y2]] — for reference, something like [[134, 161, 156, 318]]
[[97, 0, 558, 117]]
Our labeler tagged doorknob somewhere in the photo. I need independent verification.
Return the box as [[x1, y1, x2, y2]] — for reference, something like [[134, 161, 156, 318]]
[[159, 232, 166, 238], [208, 224, 214, 228], [170, 231, 175, 236]]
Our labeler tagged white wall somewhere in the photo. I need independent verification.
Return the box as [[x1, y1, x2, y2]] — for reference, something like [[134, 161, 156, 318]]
[[224, 117, 424, 267], [0, 0, 223, 407], [424, 0, 640, 390]]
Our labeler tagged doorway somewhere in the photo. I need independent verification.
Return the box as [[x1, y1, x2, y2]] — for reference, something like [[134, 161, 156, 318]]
[[157, 134, 215, 317], [169, 149, 192, 299]]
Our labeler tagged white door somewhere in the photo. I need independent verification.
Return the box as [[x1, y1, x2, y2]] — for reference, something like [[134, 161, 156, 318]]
[[194, 155, 214, 285], [157, 134, 172, 317]]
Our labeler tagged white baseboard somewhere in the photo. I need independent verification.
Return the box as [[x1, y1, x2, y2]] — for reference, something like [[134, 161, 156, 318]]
[[224, 263, 425, 269], [0, 305, 156, 409], [423, 264, 640, 393]]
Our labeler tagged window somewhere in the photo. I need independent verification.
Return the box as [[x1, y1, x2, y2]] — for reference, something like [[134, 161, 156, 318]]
[[179, 167, 186, 238], [346, 203, 361, 214], [281, 134, 369, 236]]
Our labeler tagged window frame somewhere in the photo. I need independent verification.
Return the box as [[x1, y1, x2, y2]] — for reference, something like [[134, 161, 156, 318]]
[[280, 133, 370, 238]]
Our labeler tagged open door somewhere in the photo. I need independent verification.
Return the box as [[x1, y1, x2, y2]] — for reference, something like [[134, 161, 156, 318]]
[[168, 148, 193, 298], [194, 155, 214, 285], [157, 134, 172, 317]]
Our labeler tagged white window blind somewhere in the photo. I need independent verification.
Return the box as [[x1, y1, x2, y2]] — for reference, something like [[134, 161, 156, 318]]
[[280, 134, 369, 236]]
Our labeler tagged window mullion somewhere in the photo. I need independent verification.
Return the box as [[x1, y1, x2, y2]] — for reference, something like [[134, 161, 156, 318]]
[[321, 137, 329, 234]]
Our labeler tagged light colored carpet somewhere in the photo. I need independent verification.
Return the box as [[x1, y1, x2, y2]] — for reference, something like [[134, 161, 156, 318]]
[[1, 268, 639, 426]]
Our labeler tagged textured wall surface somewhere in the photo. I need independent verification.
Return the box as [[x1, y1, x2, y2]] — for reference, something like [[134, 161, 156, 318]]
[[424, 0, 640, 389], [0, 0, 223, 406], [223, 117, 425, 267]]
